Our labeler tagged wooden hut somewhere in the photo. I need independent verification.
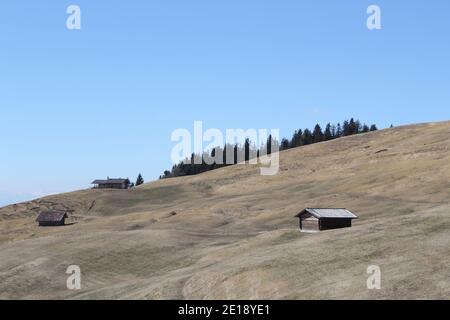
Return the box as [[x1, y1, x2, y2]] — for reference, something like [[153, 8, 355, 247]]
[[91, 178, 129, 189], [296, 208, 358, 232], [36, 211, 68, 227]]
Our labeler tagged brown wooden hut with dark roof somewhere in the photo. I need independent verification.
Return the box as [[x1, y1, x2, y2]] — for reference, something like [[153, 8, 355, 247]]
[[295, 208, 358, 232], [36, 211, 68, 227]]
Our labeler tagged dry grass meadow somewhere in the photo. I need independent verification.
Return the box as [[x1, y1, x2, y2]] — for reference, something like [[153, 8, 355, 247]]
[[0, 121, 449, 299]]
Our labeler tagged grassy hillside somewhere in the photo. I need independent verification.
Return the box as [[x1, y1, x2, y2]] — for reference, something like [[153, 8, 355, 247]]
[[0, 121, 449, 299]]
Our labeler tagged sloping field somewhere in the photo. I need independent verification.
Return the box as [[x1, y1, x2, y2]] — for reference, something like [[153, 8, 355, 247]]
[[0, 121, 449, 299]]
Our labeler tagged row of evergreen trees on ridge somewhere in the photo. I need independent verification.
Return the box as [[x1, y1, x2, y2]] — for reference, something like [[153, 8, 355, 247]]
[[160, 118, 379, 179]]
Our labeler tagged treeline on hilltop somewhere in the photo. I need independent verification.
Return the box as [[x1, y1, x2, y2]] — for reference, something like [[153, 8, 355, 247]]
[[160, 118, 378, 179]]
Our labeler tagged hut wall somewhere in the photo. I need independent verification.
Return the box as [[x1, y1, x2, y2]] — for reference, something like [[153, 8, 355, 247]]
[[98, 183, 125, 189], [38, 219, 65, 227], [300, 213, 319, 232], [319, 218, 352, 230]]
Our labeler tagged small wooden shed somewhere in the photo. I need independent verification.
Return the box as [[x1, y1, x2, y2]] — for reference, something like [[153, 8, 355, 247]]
[[296, 208, 358, 232], [36, 211, 68, 227]]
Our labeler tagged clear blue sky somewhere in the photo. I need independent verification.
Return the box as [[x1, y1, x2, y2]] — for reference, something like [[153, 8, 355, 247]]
[[1, 1, 449, 206]]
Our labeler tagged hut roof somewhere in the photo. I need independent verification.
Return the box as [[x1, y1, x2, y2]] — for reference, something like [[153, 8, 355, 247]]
[[36, 211, 68, 222], [296, 208, 358, 219]]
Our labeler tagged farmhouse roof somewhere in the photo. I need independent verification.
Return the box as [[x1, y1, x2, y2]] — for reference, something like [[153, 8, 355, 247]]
[[91, 178, 128, 184], [296, 208, 358, 219], [36, 211, 68, 223]]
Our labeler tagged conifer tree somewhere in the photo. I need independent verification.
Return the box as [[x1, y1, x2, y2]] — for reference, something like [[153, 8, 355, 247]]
[[267, 134, 273, 155], [354, 119, 362, 134], [313, 124, 324, 143], [343, 120, 350, 136], [136, 173, 144, 186], [324, 123, 333, 141], [336, 123, 342, 137], [302, 129, 313, 145], [362, 124, 370, 133], [349, 118, 357, 135], [280, 138, 290, 151]]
